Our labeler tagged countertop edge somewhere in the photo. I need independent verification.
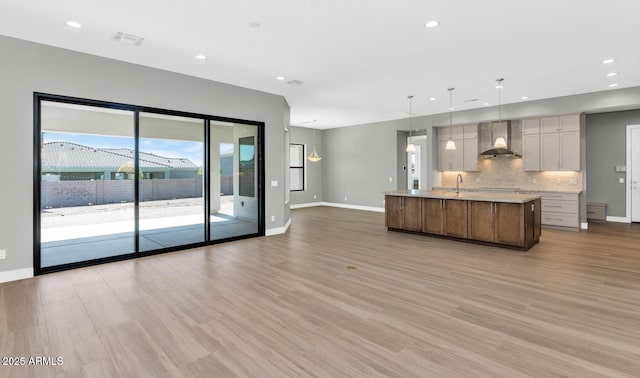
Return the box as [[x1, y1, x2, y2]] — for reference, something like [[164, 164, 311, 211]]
[[385, 190, 542, 204]]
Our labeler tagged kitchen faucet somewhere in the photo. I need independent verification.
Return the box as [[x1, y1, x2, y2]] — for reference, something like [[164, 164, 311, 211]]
[[456, 173, 463, 194]]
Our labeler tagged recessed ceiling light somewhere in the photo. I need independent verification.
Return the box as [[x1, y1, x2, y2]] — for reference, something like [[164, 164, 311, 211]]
[[483, 102, 491, 106], [495, 85, 503, 89], [606, 72, 618, 77], [602, 58, 616, 64], [276, 76, 285, 81], [608, 83, 619, 88], [425, 20, 440, 28], [66, 21, 82, 28], [448, 107, 454, 111], [521, 96, 529, 100], [196, 54, 207, 60], [429, 97, 436, 101]]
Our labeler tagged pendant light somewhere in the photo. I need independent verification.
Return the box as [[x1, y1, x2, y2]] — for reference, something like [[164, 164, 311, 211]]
[[493, 78, 507, 148], [307, 120, 322, 162], [406, 95, 416, 152], [445, 87, 456, 150]]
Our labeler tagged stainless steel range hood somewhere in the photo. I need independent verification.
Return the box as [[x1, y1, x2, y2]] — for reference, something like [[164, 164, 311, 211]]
[[479, 121, 522, 158]]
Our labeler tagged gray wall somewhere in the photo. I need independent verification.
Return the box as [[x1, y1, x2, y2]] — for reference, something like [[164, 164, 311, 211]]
[[288, 126, 324, 204], [322, 119, 436, 208], [0, 35, 289, 274], [586, 110, 640, 217], [321, 87, 640, 214]]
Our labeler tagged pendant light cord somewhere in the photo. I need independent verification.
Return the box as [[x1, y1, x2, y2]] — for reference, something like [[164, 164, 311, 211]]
[[448, 88, 454, 127], [408, 95, 413, 138], [496, 78, 503, 124]]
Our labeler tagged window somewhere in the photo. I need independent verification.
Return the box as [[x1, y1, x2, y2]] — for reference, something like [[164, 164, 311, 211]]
[[290, 144, 304, 191]]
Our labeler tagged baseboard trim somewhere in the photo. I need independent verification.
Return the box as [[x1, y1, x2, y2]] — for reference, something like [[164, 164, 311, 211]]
[[606, 216, 631, 223], [290, 202, 385, 213], [0, 268, 34, 284], [290, 202, 323, 209], [265, 218, 292, 236], [319, 202, 385, 213]]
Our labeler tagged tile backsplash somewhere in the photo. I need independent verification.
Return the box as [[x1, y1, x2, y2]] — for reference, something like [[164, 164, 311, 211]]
[[441, 158, 582, 191]]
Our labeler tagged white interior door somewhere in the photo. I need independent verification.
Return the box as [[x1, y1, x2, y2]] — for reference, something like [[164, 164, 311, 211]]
[[631, 126, 640, 222], [407, 144, 421, 190]]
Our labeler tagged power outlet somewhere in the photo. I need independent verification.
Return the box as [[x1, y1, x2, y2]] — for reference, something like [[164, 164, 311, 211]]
[[389, 177, 393, 182], [313, 195, 317, 200], [271, 215, 275, 222], [0, 249, 6, 260], [344, 196, 348, 201]]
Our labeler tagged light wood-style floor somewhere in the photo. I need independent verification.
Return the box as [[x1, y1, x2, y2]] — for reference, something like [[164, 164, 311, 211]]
[[1, 206, 640, 377]]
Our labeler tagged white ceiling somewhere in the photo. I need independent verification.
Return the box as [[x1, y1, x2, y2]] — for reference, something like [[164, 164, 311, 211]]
[[1, 0, 639, 129]]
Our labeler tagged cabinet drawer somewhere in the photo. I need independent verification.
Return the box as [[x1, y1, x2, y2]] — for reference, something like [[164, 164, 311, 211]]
[[542, 199, 578, 214], [539, 192, 579, 201], [587, 202, 607, 221], [541, 213, 578, 228]]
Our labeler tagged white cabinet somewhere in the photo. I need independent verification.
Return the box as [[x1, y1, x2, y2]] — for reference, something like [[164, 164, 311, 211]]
[[541, 131, 580, 171], [522, 118, 540, 135], [438, 140, 463, 171], [523, 134, 541, 171], [437, 125, 477, 171], [463, 138, 478, 171], [526, 114, 580, 171], [517, 191, 580, 230], [541, 115, 580, 133], [463, 125, 477, 139], [535, 192, 579, 230]]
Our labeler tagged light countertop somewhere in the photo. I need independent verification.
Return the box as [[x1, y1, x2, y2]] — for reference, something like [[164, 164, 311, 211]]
[[433, 186, 582, 194], [385, 190, 542, 203]]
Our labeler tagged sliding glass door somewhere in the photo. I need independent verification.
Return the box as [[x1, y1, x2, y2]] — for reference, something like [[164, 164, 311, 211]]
[[138, 112, 205, 251], [210, 122, 260, 240], [35, 94, 264, 274], [40, 101, 136, 267]]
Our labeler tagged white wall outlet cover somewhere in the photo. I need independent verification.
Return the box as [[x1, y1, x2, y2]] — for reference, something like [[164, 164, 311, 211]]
[[389, 177, 393, 182], [313, 195, 317, 199], [0, 249, 6, 259], [271, 215, 275, 222], [271, 180, 278, 187], [619, 177, 625, 184], [344, 196, 348, 201]]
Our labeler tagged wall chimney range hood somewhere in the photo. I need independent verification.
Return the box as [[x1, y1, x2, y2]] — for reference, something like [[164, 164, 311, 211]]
[[479, 121, 522, 158]]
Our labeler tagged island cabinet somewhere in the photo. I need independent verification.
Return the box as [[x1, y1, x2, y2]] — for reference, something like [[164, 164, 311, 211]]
[[421, 198, 468, 238], [468, 200, 541, 247], [385, 191, 542, 251], [385, 195, 422, 232]]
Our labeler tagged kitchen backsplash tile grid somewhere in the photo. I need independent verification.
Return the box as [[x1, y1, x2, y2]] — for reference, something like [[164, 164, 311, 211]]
[[441, 158, 582, 191]]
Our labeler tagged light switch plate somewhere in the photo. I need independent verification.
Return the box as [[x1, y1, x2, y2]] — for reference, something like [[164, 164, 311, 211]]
[[271, 180, 278, 187]]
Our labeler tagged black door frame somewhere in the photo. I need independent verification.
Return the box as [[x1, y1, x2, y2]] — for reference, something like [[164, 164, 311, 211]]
[[33, 92, 265, 275]]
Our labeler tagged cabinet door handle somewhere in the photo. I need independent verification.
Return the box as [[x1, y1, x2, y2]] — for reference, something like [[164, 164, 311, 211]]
[[443, 200, 446, 210], [545, 205, 562, 208]]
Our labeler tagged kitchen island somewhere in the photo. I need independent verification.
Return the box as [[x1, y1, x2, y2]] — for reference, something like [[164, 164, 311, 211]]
[[385, 190, 542, 251]]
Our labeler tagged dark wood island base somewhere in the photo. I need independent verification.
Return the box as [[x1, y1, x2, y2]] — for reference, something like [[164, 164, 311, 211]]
[[385, 191, 542, 251]]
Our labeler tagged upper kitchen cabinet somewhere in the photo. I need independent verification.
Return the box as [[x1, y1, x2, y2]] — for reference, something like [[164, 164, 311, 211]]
[[525, 114, 580, 171], [540, 115, 580, 133], [437, 125, 478, 172], [522, 119, 541, 171]]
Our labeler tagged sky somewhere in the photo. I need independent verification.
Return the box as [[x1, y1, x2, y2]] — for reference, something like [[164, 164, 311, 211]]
[[43, 132, 236, 166]]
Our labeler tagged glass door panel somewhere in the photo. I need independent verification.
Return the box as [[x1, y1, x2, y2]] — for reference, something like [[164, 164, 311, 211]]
[[138, 112, 205, 251], [40, 101, 135, 267], [210, 122, 259, 240]]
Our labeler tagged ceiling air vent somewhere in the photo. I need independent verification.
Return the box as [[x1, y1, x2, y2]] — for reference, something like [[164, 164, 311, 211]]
[[112, 32, 145, 46]]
